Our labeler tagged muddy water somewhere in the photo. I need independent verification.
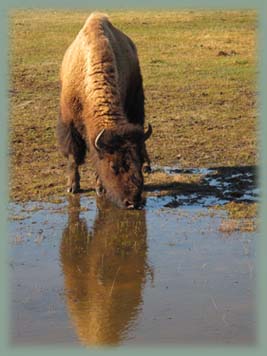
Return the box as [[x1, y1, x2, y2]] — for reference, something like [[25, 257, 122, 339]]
[[9, 167, 257, 346]]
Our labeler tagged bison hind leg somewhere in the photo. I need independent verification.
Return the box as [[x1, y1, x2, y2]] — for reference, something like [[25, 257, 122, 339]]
[[57, 119, 87, 193]]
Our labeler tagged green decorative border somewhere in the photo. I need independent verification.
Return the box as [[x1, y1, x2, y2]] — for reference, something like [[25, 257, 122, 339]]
[[1, 0, 266, 355]]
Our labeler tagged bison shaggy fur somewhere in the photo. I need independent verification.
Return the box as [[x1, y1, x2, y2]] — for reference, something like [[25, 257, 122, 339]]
[[57, 12, 152, 209]]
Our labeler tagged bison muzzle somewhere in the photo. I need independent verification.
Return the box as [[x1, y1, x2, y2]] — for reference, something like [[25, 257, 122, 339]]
[[57, 12, 152, 209]]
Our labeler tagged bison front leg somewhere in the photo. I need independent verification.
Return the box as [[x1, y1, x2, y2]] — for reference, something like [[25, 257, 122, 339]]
[[142, 146, 152, 174], [142, 124, 153, 174], [67, 154, 81, 193], [57, 115, 87, 194]]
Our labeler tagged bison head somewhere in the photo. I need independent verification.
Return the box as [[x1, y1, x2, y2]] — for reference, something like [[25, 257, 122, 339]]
[[92, 123, 152, 209]]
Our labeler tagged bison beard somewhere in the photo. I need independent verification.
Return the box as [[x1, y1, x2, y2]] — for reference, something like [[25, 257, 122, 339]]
[[57, 12, 152, 209]]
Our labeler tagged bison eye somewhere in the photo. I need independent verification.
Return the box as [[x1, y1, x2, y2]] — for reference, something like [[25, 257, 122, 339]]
[[110, 163, 119, 175], [123, 162, 129, 172]]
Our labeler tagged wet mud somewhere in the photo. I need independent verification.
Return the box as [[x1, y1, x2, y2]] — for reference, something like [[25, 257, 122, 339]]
[[9, 166, 257, 346]]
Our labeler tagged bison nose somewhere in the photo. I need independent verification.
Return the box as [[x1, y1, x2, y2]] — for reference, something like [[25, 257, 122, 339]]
[[123, 199, 135, 209], [123, 195, 143, 209]]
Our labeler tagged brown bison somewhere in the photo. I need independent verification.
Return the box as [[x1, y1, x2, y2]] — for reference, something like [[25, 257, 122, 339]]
[[57, 12, 152, 209]]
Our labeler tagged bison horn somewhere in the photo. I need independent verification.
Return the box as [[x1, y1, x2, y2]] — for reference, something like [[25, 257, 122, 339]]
[[94, 129, 105, 150], [144, 123, 152, 141]]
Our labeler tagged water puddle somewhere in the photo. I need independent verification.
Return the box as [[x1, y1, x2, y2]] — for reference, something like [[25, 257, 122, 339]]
[[9, 166, 257, 346], [149, 165, 258, 208]]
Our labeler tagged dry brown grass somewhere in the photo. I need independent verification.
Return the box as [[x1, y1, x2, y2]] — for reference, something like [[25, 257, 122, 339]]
[[9, 9, 257, 202]]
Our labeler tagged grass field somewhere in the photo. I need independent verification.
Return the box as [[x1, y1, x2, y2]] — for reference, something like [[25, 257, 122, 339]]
[[9, 9, 257, 202]]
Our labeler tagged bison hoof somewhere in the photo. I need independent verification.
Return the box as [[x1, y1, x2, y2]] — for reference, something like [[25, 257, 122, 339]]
[[143, 164, 152, 174], [67, 183, 80, 194], [96, 185, 105, 197]]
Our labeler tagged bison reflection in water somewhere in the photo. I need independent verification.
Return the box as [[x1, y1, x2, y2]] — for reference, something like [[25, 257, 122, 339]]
[[60, 196, 151, 346]]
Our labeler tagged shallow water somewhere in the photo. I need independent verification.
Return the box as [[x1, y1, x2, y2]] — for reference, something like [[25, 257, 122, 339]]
[[9, 167, 257, 346]]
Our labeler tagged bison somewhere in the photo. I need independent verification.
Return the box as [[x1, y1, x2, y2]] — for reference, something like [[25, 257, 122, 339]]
[[57, 12, 152, 209]]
